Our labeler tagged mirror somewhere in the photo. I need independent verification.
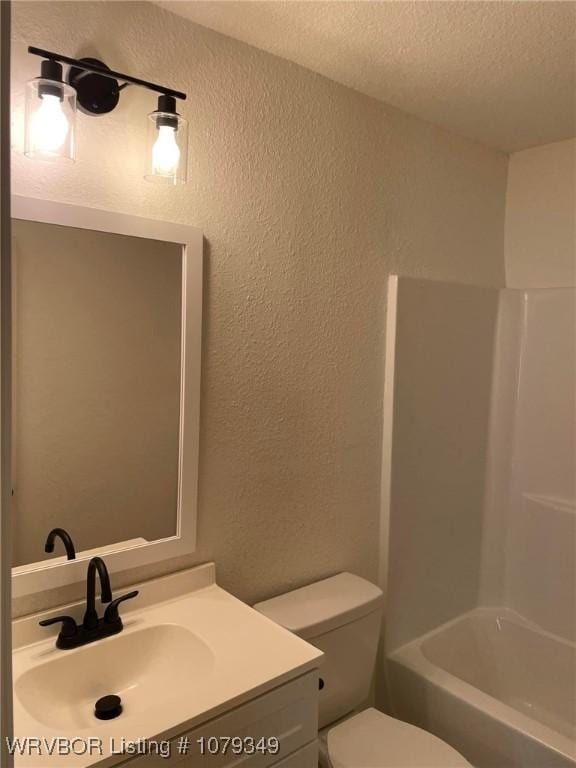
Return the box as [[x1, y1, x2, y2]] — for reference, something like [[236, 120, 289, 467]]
[[11, 197, 202, 596]]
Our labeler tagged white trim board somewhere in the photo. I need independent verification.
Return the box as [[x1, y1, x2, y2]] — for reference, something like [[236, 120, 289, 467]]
[[378, 274, 398, 593], [1, 2, 14, 763], [10, 195, 203, 597]]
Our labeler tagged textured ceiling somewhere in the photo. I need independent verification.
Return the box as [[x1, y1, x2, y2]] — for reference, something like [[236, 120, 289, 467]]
[[156, 1, 576, 152]]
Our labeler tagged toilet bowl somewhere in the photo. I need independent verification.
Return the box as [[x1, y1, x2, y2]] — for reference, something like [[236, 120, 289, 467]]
[[319, 708, 471, 767], [255, 573, 472, 768]]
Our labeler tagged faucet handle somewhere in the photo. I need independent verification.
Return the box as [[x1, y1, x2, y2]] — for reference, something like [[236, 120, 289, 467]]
[[104, 591, 139, 624], [39, 615, 78, 639]]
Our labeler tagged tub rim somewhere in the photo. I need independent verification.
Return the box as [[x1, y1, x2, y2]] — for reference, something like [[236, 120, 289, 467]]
[[388, 606, 576, 762]]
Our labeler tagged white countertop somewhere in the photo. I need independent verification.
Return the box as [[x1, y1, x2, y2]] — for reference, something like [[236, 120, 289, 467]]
[[12, 564, 323, 767]]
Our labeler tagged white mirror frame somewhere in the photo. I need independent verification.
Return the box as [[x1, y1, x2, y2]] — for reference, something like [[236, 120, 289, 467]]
[[10, 196, 203, 597]]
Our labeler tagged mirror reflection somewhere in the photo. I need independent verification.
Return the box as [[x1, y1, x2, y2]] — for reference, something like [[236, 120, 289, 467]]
[[11, 220, 183, 568]]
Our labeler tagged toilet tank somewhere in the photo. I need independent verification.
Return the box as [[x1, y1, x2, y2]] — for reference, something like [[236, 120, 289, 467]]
[[254, 573, 384, 729]]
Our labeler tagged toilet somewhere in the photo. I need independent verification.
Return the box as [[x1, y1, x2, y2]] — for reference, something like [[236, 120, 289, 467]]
[[255, 573, 472, 767]]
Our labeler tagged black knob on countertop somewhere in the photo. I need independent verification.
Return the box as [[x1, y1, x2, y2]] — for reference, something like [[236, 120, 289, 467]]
[[94, 694, 122, 720]]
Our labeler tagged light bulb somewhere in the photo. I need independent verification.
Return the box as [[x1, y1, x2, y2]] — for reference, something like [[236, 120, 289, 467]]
[[30, 94, 69, 155], [146, 96, 187, 184], [152, 125, 181, 177]]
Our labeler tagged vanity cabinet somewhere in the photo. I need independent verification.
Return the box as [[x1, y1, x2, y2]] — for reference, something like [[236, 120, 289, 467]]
[[121, 672, 319, 768]]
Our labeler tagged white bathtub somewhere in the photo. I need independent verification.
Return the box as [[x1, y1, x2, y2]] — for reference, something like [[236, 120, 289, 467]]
[[387, 607, 576, 768]]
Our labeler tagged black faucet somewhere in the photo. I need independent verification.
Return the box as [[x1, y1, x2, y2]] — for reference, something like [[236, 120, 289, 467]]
[[45, 528, 76, 560], [39, 556, 139, 650]]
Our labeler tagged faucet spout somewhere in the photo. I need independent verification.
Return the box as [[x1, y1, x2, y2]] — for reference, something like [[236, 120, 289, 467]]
[[44, 528, 76, 560], [83, 557, 112, 630]]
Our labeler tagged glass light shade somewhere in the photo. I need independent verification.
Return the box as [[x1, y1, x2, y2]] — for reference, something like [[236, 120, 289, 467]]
[[145, 110, 188, 185], [24, 78, 76, 162]]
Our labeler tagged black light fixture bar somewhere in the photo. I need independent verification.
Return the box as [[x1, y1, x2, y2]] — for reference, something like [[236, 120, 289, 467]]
[[28, 46, 187, 101]]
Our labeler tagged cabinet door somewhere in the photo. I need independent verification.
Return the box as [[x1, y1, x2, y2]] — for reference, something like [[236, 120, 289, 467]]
[[123, 673, 319, 768]]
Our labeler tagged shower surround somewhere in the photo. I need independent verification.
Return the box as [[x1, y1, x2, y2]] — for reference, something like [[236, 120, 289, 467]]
[[383, 278, 575, 768]]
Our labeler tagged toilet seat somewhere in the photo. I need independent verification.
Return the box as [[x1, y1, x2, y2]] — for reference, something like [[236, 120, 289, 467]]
[[325, 708, 472, 768]]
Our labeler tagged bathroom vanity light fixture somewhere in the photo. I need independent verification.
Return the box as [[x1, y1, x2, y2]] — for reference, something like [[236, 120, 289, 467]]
[[24, 58, 77, 162], [25, 47, 188, 184]]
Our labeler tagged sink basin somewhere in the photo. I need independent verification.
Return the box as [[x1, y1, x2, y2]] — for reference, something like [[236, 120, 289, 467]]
[[15, 624, 215, 730]]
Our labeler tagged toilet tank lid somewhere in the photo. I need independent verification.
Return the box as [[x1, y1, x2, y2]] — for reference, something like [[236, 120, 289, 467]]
[[254, 573, 383, 640]]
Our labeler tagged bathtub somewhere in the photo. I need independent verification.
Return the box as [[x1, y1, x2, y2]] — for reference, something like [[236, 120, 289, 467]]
[[387, 607, 576, 768]]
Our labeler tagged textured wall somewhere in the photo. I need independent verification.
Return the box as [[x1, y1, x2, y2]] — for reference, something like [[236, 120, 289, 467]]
[[505, 138, 576, 288], [10, 1, 507, 616]]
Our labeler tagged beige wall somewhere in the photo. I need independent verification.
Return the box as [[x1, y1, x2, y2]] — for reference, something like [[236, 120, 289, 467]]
[[10, 1, 508, 616], [505, 138, 576, 288], [12, 221, 181, 566], [386, 277, 499, 650]]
